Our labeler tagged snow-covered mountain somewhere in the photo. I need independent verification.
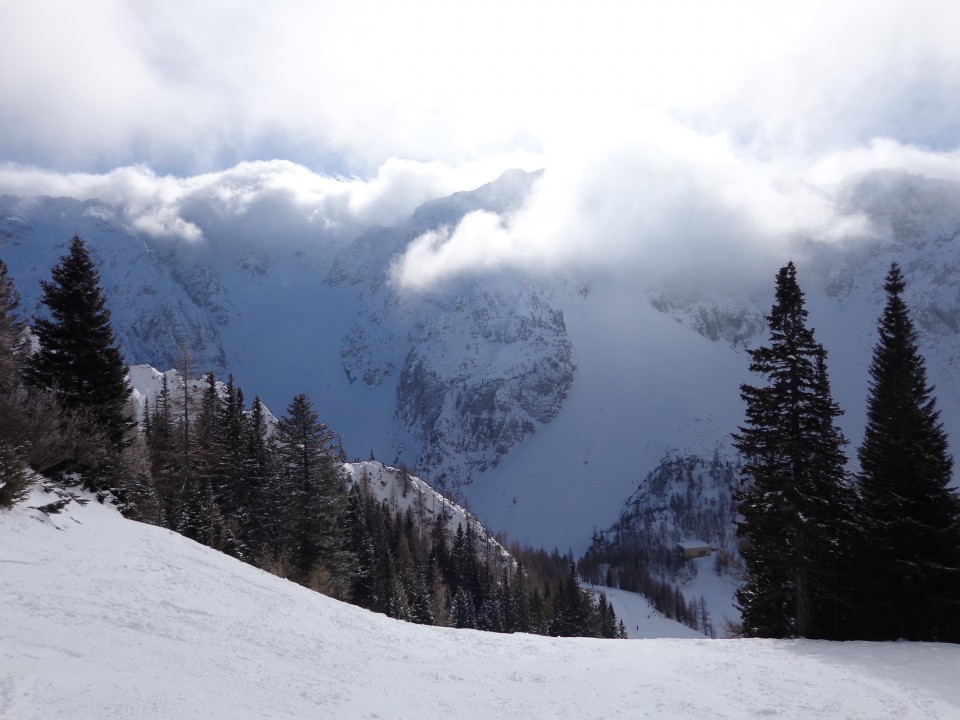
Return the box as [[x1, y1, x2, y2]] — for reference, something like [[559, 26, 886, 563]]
[[583, 453, 743, 632], [4, 168, 960, 559], [4, 486, 959, 719], [0, 199, 231, 373]]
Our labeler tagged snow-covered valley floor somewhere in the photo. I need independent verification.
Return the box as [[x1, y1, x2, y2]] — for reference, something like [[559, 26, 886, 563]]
[[2, 487, 959, 720]]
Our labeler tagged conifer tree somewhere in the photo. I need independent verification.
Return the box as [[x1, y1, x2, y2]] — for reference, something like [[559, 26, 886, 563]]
[[241, 395, 275, 554], [512, 558, 532, 633], [274, 393, 351, 583], [144, 373, 180, 525], [398, 506, 434, 625], [0, 258, 26, 386], [733, 261, 853, 638], [173, 372, 220, 546], [25, 236, 132, 450], [343, 485, 378, 606], [192, 372, 221, 486], [0, 438, 29, 508], [855, 263, 960, 642], [0, 259, 31, 507], [212, 375, 249, 553]]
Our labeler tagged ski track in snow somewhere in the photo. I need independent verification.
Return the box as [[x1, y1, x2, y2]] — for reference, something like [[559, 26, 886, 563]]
[[2, 489, 959, 720]]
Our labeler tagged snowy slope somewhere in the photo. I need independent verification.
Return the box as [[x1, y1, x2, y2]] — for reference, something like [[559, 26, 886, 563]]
[[3, 489, 960, 720], [584, 584, 703, 640]]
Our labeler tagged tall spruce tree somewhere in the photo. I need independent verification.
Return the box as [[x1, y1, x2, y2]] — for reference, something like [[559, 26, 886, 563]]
[[0, 258, 26, 386], [733, 261, 853, 639], [25, 235, 132, 449], [0, 258, 31, 507], [144, 373, 181, 526], [274, 393, 351, 585], [214, 375, 248, 529], [855, 263, 960, 642], [239, 394, 274, 553]]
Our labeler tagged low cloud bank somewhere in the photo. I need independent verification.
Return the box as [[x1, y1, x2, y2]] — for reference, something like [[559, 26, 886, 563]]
[[0, 156, 538, 247], [388, 125, 960, 293], [3, 131, 959, 297]]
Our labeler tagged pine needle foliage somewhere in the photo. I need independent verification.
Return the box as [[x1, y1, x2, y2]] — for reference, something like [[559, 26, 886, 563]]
[[732, 262, 854, 639], [855, 263, 960, 642], [25, 235, 132, 450]]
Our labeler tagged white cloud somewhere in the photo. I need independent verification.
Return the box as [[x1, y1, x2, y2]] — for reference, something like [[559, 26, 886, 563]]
[[389, 211, 524, 292], [4, 1, 959, 173], [3, 0, 960, 290], [387, 111, 876, 292], [806, 139, 960, 186], [0, 156, 536, 247]]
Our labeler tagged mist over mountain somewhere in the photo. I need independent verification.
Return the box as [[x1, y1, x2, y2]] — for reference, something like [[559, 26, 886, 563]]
[[3, 167, 960, 558]]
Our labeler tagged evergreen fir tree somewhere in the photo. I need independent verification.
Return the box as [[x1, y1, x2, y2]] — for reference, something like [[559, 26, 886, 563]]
[[241, 395, 276, 555], [0, 258, 31, 507], [212, 375, 249, 555], [528, 587, 548, 635], [144, 373, 180, 525], [0, 438, 30, 508], [343, 486, 377, 606], [617, 619, 628, 639], [25, 236, 132, 450], [855, 263, 960, 642], [429, 506, 451, 583], [732, 261, 853, 638], [398, 507, 434, 625], [512, 558, 532, 633], [274, 393, 350, 584], [451, 587, 476, 629], [192, 372, 221, 485], [0, 258, 26, 387], [175, 372, 221, 547]]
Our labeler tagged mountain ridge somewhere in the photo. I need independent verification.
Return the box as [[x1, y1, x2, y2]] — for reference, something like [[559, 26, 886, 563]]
[[4, 168, 960, 558]]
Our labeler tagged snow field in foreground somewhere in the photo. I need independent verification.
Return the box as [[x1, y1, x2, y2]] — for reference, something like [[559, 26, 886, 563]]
[[2, 487, 959, 720]]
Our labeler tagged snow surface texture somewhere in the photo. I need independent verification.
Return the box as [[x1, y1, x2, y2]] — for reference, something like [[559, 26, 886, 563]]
[[3, 491, 959, 720]]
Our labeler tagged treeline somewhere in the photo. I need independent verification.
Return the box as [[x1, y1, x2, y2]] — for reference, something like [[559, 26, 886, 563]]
[[0, 236, 624, 639], [141, 372, 623, 637]]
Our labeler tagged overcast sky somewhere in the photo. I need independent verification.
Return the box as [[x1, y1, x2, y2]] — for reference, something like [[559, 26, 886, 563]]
[[2, 0, 960, 288]]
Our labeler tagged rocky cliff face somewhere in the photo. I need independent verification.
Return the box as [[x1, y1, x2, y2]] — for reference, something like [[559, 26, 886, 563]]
[[649, 292, 766, 349], [329, 170, 574, 489], [392, 285, 574, 488]]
